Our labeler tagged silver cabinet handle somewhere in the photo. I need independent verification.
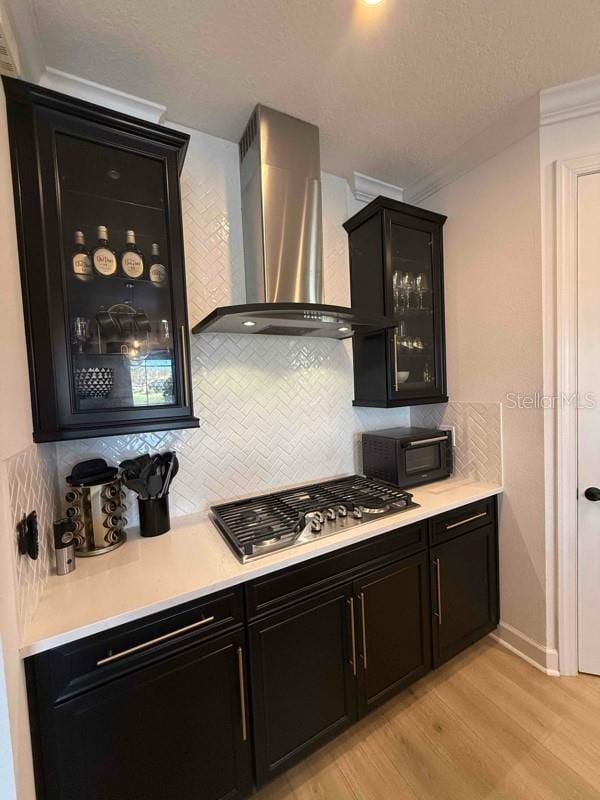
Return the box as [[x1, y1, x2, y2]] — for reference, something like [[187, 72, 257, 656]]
[[348, 597, 357, 676], [180, 325, 191, 407], [433, 558, 442, 625], [393, 332, 399, 392], [237, 646, 248, 742], [359, 592, 368, 670], [408, 436, 449, 446], [445, 511, 487, 530], [96, 616, 215, 666]]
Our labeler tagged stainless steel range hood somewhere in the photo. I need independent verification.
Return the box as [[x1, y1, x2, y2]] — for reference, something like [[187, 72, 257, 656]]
[[192, 105, 392, 339]]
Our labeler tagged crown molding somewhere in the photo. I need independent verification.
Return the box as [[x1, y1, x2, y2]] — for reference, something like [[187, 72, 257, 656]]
[[404, 95, 540, 205], [38, 67, 166, 123], [351, 172, 403, 203], [540, 73, 600, 127], [1, 0, 43, 80]]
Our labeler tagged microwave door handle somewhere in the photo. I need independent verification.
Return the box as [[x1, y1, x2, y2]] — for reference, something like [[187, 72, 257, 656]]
[[407, 436, 449, 447]]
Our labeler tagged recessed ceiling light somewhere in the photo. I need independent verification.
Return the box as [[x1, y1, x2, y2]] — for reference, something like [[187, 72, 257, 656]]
[[338, 326, 350, 332], [242, 320, 256, 327], [363, 0, 384, 5]]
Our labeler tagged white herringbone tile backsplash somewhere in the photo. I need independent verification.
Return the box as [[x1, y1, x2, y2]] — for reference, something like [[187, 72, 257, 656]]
[[411, 401, 503, 485], [54, 127, 411, 522], [6, 443, 58, 634]]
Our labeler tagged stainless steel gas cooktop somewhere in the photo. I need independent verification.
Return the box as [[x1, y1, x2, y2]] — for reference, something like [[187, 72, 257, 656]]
[[210, 475, 419, 563]]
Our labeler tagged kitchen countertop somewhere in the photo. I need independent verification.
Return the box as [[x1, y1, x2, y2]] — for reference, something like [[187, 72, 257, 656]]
[[21, 478, 502, 657]]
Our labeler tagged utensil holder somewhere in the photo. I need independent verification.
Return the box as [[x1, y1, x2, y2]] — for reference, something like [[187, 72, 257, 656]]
[[138, 495, 170, 537]]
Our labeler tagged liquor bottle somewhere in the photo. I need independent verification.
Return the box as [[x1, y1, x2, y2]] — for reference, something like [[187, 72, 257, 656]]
[[148, 242, 168, 286], [72, 231, 93, 281], [91, 226, 117, 277], [120, 230, 145, 279]]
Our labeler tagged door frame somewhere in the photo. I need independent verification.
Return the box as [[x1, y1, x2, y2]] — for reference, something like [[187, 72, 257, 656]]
[[555, 152, 600, 675]]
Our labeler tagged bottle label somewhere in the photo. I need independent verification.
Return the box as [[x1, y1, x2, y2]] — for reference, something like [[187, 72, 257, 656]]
[[122, 252, 144, 278], [149, 262, 167, 284], [73, 253, 92, 276], [93, 248, 117, 276]]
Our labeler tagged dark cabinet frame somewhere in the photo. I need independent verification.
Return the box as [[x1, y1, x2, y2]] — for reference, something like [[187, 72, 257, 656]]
[[2, 77, 199, 441], [343, 196, 448, 407]]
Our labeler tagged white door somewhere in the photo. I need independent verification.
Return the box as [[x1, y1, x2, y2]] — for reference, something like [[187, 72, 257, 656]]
[[577, 170, 600, 675]]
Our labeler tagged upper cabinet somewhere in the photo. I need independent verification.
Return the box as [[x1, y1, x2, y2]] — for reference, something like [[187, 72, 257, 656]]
[[3, 77, 198, 442], [344, 197, 447, 407]]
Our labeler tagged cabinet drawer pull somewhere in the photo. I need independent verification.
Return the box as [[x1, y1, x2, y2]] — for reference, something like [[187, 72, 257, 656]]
[[433, 558, 442, 625], [445, 510, 487, 530], [348, 597, 357, 677], [359, 592, 368, 670], [180, 325, 191, 407], [96, 616, 215, 666], [237, 646, 248, 742]]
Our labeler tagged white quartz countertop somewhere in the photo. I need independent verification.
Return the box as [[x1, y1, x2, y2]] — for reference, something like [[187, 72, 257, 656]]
[[21, 478, 502, 657]]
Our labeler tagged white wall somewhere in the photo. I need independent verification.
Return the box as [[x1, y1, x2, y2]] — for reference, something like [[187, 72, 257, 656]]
[[420, 133, 549, 657], [0, 84, 36, 800]]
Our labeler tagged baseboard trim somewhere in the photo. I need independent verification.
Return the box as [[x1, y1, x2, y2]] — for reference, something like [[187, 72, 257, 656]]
[[490, 621, 560, 676]]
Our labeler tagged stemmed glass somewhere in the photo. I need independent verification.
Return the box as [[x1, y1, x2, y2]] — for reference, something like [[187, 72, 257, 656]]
[[415, 273, 428, 310]]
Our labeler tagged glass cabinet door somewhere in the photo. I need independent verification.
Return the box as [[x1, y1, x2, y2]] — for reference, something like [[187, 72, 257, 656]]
[[57, 133, 177, 414], [386, 214, 445, 401]]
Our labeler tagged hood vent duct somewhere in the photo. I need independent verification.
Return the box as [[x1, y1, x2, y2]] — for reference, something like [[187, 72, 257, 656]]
[[192, 105, 393, 339]]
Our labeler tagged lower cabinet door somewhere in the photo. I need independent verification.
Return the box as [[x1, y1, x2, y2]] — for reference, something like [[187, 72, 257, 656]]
[[51, 630, 253, 800], [353, 551, 431, 716], [431, 524, 499, 667], [248, 585, 357, 786]]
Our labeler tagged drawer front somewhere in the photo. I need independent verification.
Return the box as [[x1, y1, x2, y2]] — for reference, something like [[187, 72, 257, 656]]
[[430, 496, 497, 546], [34, 586, 244, 704], [246, 522, 427, 620]]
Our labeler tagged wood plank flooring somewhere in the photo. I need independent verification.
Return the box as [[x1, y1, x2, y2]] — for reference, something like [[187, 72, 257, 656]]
[[255, 638, 600, 799]]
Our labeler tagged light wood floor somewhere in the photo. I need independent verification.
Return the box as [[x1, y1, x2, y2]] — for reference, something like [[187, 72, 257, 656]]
[[255, 638, 600, 800]]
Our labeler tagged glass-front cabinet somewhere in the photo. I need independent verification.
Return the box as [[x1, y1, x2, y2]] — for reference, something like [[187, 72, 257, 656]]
[[4, 77, 198, 441], [344, 197, 447, 407]]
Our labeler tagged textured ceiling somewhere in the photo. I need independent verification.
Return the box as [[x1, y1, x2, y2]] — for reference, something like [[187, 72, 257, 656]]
[[29, 0, 600, 187]]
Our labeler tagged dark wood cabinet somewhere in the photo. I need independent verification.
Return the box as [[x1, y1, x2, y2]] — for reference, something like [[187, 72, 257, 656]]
[[52, 633, 251, 800], [26, 499, 499, 798], [431, 523, 499, 667], [3, 77, 198, 441], [248, 585, 357, 786], [353, 552, 431, 715], [26, 592, 252, 800], [343, 196, 447, 407]]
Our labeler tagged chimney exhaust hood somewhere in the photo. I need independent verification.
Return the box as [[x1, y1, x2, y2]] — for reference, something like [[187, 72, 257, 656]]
[[192, 105, 393, 339]]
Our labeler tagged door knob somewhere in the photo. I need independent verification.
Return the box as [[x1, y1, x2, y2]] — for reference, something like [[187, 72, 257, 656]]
[[584, 487, 600, 501]]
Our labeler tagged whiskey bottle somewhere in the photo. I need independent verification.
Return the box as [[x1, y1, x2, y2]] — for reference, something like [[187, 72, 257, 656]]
[[91, 226, 117, 277], [72, 231, 92, 281], [148, 243, 168, 286], [120, 230, 145, 279]]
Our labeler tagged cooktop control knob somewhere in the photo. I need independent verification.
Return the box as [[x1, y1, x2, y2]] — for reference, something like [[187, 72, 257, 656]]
[[337, 505, 348, 518], [311, 518, 322, 534], [314, 511, 324, 523], [326, 508, 336, 521], [353, 507, 363, 520]]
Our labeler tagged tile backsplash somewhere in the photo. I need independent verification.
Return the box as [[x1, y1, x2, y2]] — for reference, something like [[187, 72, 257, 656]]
[[411, 401, 503, 485], [5, 443, 58, 634]]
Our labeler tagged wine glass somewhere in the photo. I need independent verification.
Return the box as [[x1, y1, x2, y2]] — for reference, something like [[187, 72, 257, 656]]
[[415, 273, 429, 310]]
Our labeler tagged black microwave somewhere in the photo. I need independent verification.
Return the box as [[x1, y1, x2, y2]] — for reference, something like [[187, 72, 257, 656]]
[[362, 427, 453, 489]]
